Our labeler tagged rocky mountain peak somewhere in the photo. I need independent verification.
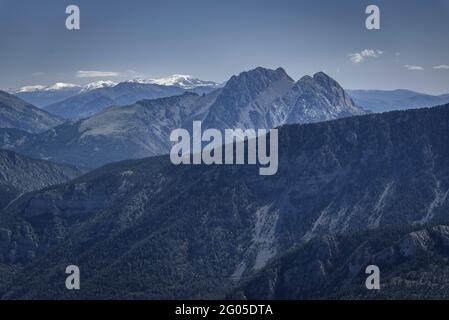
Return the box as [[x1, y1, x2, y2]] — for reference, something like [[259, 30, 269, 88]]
[[313, 72, 348, 95], [225, 67, 294, 92]]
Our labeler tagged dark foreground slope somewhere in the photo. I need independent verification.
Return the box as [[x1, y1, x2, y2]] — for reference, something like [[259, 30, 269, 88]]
[[229, 224, 449, 300], [1, 104, 449, 299]]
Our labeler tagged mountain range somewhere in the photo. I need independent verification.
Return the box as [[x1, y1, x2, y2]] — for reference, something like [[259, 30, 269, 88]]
[[10, 74, 449, 120], [0, 149, 82, 210], [348, 89, 449, 113], [10, 75, 221, 117], [11, 81, 115, 108], [2, 68, 365, 168], [12, 76, 449, 119], [1, 102, 449, 299]]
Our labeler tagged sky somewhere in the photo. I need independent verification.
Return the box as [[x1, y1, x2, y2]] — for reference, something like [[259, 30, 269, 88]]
[[0, 0, 448, 94]]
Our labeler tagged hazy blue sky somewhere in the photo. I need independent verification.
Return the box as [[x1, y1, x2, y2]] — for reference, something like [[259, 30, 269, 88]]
[[1, 0, 448, 94]]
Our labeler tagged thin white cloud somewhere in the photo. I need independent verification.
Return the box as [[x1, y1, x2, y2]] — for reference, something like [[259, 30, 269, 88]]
[[76, 70, 121, 78], [404, 64, 424, 71], [348, 49, 383, 63], [433, 65, 449, 70]]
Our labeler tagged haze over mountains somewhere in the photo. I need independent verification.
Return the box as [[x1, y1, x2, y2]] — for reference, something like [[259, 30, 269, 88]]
[[11, 81, 116, 108], [2, 68, 366, 168], [1, 103, 449, 299], [0, 91, 63, 133]]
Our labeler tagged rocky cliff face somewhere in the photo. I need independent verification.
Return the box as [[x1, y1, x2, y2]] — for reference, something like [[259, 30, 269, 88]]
[[0, 104, 448, 299], [348, 89, 449, 113], [272, 72, 365, 126], [203, 67, 295, 129]]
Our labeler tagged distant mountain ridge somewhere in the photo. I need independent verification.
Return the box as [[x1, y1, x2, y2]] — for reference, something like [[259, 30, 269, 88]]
[[128, 74, 221, 89], [11, 81, 116, 108], [348, 89, 449, 113], [42, 82, 190, 119], [10, 77, 449, 116], [15, 83, 81, 93], [11, 76, 221, 111]]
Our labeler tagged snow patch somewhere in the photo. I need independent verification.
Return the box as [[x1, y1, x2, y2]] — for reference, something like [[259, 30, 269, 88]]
[[128, 75, 220, 89], [230, 204, 279, 280], [14, 83, 81, 93], [80, 80, 117, 93], [368, 182, 394, 228], [419, 180, 449, 224], [252, 205, 279, 270]]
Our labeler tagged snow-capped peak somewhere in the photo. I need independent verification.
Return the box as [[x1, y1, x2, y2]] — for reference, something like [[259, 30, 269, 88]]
[[11, 75, 219, 94], [81, 80, 117, 93], [15, 85, 47, 93], [47, 82, 80, 91], [150, 75, 197, 87], [13, 81, 117, 94], [128, 75, 220, 89], [14, 83, 80, 93]]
